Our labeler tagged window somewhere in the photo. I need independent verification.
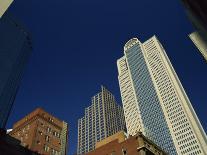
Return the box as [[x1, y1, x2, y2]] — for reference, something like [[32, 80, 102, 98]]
[[122, 148, 127, 155], [27, 125, 30, 129], [53, 131, 60, 138], [37, 140, 40, 144], [47, 127, 52, 133], [45, 135, 50, 142], [43, 145, 50, 152], [39, 131, 43, 135], [49, 117, 54, 122]]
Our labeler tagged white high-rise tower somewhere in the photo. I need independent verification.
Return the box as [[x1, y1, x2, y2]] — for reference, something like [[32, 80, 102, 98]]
[[117, 36, 207, 155], [77, 86, 126, 154]]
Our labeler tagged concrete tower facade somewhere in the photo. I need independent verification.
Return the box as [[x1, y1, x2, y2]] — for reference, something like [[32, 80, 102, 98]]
[[77, 86, 126, 154], [117, 36, 207, 155]]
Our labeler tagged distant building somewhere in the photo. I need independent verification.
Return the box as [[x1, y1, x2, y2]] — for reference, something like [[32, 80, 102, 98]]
[[85, 131, 167, 155], [0, 0, 13, 18], [0, 129, 39, 155], [9, 108, 68, 155], [0, 13, 32, 129], [117, 36, 207, 154], [181, 0, 207, 61], [77, 86, 126, 154]]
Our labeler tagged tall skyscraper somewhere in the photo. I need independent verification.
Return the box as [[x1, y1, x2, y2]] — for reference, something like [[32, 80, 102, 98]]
[[77, 86, 126, 154], [0, 0, 13, 18], [9, 108, 69, 155], [0, 13, 32, 129], [189, 31, 207, 61], [117, 36, 207, 155], [181, 0, 207, 62]]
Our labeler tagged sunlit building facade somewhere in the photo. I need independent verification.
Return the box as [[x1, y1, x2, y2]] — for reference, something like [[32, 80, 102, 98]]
[[9, 108, 68, 155], [117, 36, 207, 155], [0, 13, 32, 129], [77, 86, 126, 154], [0, 0, 13, 18], [189, 31, 207, 62]]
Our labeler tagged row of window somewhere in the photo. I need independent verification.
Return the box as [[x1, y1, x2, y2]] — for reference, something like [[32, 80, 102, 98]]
[[43, 144, 60, 155], [181, 148, 202, 154]]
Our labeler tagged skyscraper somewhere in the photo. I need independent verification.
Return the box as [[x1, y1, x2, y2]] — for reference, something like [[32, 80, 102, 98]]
[[9, 108, 69, 155], [0, 13, 32, 129], [77, 86, 126, 154], [181, 0, 207, 62], [117, 36, 207, 155], [0, 0, 13, 18], [189, 31, 207, 61]]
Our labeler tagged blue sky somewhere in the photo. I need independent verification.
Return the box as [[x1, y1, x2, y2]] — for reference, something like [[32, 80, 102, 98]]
[[7, 0, 207, 154]]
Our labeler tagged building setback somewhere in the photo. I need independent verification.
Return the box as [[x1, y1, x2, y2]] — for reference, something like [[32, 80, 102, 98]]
[[85, 131, 167, 155], [77, 86, 126, 154], [0, 12, 32, 129], [117, 36, 207, 155], [9, 108, 68, 155]]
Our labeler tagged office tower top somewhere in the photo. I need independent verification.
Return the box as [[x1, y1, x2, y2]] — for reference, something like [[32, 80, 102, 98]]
[[117, 36, 207, 155], [0, 13, 32, 129], [77, 86, 126, 154], [9, 108, 69, 155], [0, 0, 13, 18]]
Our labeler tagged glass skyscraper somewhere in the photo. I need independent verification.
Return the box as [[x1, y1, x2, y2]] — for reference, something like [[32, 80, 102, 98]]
[[77, 86, 126, 154], [117, 36, 207, 155], [0, 13, 32, 129]]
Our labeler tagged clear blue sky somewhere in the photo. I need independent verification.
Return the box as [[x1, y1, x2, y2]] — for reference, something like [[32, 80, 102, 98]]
[[7, 0, 207, 154]]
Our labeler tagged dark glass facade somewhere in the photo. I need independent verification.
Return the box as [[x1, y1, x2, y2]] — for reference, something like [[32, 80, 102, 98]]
[[0, 13, 32, 128]]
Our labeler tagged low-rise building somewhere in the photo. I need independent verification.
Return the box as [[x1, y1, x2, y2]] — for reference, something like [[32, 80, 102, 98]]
[[85, 131, 167, 155], [9, 108, 68, 155]]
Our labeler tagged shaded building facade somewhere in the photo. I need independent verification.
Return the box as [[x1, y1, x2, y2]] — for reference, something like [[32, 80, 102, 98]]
[[85, 131, 167, 155], [77, 86, 126, 154], [0, 12, 32, 129], [9, 108, 68, 155], [0, 129, 39, 155], [117, 36, 207, 154]]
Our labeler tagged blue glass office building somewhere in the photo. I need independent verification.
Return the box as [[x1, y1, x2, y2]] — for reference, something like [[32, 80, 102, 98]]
[[118, 38, 177, 154], [0, 13, 32, 129]]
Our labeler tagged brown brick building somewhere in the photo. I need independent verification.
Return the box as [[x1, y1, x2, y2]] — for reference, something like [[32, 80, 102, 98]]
[[9, 108, 68, 155], [85, 131, 167, 155]]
